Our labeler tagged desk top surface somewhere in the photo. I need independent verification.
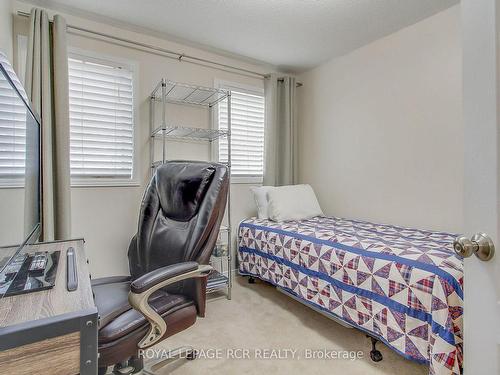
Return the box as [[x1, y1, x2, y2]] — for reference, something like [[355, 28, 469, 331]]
[[0, 239, 95, 329]]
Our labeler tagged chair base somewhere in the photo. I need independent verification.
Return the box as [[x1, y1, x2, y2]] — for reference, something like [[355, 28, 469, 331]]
[[113, 361, 136, 375], [98, 355, 144, 375], [143, 346, 196, 375]]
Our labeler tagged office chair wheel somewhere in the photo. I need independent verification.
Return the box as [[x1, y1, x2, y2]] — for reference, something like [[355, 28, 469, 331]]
[[186, 349, 197, 360], [113, 361, 135, 374], [129, 355, 144, 373], [248, 276, 255, 284]]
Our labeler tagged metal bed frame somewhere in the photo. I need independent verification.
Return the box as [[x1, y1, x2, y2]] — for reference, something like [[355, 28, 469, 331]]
[[246, 276, 384, 362]]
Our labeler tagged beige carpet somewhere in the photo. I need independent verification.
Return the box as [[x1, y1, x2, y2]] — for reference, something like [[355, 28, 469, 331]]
[[149, 276, 428, 375]]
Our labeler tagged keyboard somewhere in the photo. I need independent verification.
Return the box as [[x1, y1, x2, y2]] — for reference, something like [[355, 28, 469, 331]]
[[0, 251, 60, 297]]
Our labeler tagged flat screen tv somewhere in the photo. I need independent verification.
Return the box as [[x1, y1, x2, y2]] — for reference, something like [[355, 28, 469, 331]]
[[0, 53, 43, 295]]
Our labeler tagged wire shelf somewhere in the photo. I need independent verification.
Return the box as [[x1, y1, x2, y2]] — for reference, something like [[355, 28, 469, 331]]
[[151, 125, 229, 141], [151, 161, 163, 169], [151, 160, 229, 170], [206, 269, 229, 293], [151, 79, 229, 107], [149, 77, 232, 300]]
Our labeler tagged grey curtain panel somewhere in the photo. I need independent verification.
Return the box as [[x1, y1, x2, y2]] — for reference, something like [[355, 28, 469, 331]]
[[263, 74, 298, 186], [25, 8, 71, 241]]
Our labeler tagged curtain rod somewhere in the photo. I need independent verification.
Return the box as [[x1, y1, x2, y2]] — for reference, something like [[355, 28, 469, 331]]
[[17, 10, 270, 80], [278, 78, 303, 88]]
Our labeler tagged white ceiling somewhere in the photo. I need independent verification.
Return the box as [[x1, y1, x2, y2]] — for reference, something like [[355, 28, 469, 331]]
[[21, 0, 459, 72]]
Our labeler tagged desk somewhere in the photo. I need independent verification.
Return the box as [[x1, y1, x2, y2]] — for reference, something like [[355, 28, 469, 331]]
[[0, 239, 98, 375]]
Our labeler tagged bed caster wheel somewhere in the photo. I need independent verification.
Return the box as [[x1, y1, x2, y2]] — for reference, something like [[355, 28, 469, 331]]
[[367, 336, 383, 362], [248, 277, 255, 284], [370, 350, 383, 362], [186, 350, 197, 361]]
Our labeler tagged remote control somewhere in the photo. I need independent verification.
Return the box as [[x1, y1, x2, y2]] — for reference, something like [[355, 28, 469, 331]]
[[66, 247, 78, 291], [28, 252, 48, 274]]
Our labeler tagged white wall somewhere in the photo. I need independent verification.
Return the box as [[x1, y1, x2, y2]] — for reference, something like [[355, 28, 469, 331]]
[[9, 1, 269, 277], [298, 5, 463, 233], [0, 0, 13, 60]]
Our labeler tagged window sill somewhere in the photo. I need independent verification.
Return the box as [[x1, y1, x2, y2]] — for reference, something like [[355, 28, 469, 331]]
[[71, 178, 141, 188], [0, 180, 141, 189], [231, 176, 263, 184], [0, 184, 24, 189]]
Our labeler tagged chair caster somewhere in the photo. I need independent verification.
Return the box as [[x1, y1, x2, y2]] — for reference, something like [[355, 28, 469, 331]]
[[113, 360, 135, 375], [186, 349, 197, 361], [370, 349, 383, 362], [248, 276, 255, 284], [129, 355, 144, 373]]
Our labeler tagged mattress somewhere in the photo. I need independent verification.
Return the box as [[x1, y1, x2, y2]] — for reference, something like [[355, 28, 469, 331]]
[[238, 216, 463, 375]]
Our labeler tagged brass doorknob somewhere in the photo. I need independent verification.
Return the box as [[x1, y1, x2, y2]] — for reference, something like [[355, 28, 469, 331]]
[[453, 233, 495, 261]]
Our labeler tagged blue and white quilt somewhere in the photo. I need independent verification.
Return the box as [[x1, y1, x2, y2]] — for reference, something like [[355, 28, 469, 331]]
[[238, 216, 463, 375]]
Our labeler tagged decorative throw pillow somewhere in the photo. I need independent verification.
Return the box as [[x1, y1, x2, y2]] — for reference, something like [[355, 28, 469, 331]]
[[250, 186, 275, 219]]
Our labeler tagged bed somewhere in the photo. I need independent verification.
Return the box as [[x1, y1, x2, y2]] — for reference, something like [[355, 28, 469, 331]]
[[238, 216, 463, 375]]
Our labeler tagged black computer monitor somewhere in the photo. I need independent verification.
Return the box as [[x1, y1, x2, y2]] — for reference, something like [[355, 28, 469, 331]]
[[0, 53, 44, 295]]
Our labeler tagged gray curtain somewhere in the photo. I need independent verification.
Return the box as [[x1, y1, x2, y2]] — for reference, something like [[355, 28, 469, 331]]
[[25, 8, 71, 241], [263, 74, 298, 186]]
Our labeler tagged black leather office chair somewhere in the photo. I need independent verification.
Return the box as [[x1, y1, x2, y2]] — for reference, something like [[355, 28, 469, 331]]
[[91, 161, 229, 374]]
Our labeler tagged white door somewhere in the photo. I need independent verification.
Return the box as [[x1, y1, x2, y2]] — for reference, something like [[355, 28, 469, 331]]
[[462, 0, 500, 374]]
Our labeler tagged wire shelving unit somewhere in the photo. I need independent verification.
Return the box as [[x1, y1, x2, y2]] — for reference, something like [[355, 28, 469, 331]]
[[149, 78, 232, 300]]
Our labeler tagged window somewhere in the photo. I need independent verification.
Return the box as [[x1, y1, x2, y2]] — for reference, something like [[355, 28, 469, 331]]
[[68, 53, 136, 184], [218, 82, 265, 183], [0, 56, 27, 186]]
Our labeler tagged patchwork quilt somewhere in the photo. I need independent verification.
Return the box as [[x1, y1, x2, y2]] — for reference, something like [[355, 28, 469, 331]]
[[238, 216, 463, 375]]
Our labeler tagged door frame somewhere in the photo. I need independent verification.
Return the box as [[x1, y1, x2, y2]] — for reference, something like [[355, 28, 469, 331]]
[[461, 0, 500, 373]]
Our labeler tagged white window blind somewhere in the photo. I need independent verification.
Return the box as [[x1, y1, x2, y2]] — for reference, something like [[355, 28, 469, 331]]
[[218, 88, 265, 179], [0, 62, 27, 180], [69, 54, 134, 180]]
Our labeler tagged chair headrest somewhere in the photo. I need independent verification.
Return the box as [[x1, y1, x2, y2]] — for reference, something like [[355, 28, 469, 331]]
[[155, 161, 216, 221]]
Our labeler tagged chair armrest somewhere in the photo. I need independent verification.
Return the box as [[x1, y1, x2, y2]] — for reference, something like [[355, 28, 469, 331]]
[[130, 262, 199, 293], [128, 262, 212, 349]]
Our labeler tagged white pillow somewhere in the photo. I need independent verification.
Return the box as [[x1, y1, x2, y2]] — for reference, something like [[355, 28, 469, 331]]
[[267, 184, 323, 222], [251, 186, 275, 219]]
